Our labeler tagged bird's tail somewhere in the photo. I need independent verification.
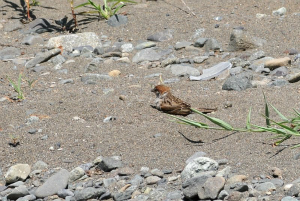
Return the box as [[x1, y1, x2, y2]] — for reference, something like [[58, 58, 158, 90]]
[[195, 107, 217, 114]]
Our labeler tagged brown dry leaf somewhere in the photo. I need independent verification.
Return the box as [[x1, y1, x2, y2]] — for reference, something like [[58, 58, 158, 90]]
[[30, 114, 51, 119]]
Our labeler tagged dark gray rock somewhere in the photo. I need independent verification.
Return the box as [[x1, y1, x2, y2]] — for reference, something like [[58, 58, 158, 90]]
[[113, 190, 134, 201], [128, 174, 144, 186], [228, 29, 266, 51], [182, 175, 211, 199], [34, 169, 69, 198], [270, 66, 288, 77], [50, 55, 66, 65], [226, 182, 249, 192], [25, 48, 61, 68], [28, 129, 38, 134], [198, 176, 225, 200], [0, 47, 21, 60], [194, 38, 208, 47], [74, 187, 106, 201], [286, 183, 300, 197], [249, 51, 265, 61], [97, 157, 122, 172], [222, 72, 253, 91], [93, 46, 105, 55], [57, 189, 74, 198], [254, 182, 276, 192], [16, 194, 36, 201], [147, 29, 174, 42], [204, 38, 222, 51], [218, 189, 229, 200], [84, 58, 104, 73], [107, 14, 127, 27], [269, 79, 288, 87], [7, 185, 29, 200]]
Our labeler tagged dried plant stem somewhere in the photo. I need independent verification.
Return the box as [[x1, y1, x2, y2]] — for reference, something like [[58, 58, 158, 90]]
[[180, 0, 196, 16], [70, 0, 78, 29]]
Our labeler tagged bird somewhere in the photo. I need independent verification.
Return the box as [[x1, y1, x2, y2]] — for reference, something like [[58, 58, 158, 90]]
[[151, 85, 217, 116]]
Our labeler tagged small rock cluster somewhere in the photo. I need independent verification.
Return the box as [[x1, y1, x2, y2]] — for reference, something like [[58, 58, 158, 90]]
[[1, 17, 299, 98], [0, 153, 300, 201]]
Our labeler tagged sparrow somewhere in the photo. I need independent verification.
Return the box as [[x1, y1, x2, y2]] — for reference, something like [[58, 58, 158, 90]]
[[151, 85, 216, 116]]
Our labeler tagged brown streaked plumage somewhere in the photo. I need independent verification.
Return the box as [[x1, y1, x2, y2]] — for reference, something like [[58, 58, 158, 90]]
[[151, 85, 216, 116]]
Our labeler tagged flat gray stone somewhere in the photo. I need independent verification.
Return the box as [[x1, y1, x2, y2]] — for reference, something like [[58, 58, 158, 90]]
[[47, 32, 101, 52], [97, 157, 122, 172], [182, 175, 211, 199], [135, 41, 156, 50], [22, 35, 44, 45], [170, 64, 200, 77], [74, 187, 106, 201], [175, 41, 193, 50], [107, 14, 127, 27], [194, 38, 208, 47], [0, 47, 21, 60], [25, 48, 61, 68], [132, 48, 162, 63], [34, 169, 69, 198], [4, 20, 23, 32], [198, 176, 225, 199], [7, 185, 29, 200], [147, 29, 174, 42], [81, 73, 112, 84], [254, 182, 276, 192]]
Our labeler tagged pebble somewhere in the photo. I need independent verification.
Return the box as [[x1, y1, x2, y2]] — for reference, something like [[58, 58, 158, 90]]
[[107, 14, 127, 27]]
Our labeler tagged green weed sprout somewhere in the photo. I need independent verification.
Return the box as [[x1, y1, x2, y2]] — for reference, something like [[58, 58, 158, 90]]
[[7, 73, 24, 100], [171, 94, 300, 148], [75, 0, 137, 20]]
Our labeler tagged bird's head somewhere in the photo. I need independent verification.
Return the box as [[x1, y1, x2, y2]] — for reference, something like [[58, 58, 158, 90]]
[[151, 85, 171, 96]]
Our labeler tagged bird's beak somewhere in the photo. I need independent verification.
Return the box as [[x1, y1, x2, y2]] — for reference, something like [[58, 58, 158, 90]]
[[151, 88, 155, 92]]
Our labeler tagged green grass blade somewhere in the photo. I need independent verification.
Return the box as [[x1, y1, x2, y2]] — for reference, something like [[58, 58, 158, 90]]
[[191, 108, 233, 130], [170, 115, 210, 129], [269, 103, 289, 122], [263, 92, 270, 127], [293, 109, 300, 117], [74, 2, 90, 9], [246, 107, 252, 129], [113, 4, 124, 14]]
